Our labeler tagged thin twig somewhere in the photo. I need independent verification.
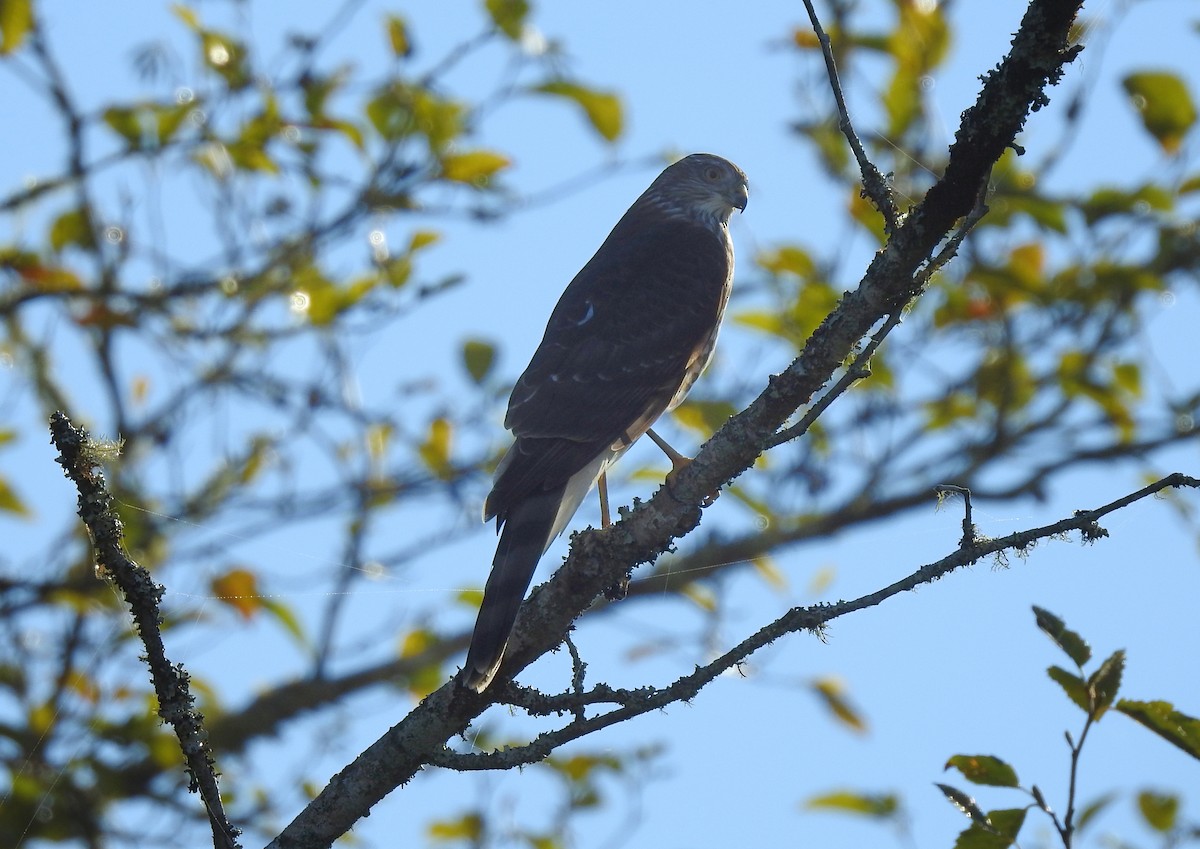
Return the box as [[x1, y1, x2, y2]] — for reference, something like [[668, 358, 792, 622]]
[[935, 484, 977, 548], [802, 0, 900, 231], [766, 307, 904, 450]]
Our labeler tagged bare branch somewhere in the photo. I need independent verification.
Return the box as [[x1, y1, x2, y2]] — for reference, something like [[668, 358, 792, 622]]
[[802, 0, 900, 231], [432, 473, 1199, 773], [48, 412, 241, 849]]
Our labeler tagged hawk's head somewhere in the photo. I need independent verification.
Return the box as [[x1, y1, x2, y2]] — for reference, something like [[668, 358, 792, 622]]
[[646, 153, 749, 228]]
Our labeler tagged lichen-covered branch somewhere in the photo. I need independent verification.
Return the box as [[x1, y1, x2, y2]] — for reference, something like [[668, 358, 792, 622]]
[[48, 412, 241, 849]]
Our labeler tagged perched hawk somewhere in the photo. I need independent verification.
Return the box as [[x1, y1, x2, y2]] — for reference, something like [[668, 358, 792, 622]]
[[462, 153, 748, 692]]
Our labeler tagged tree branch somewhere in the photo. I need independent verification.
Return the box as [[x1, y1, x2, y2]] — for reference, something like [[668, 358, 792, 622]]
[[48, 412, 241, 849], [802, 0, 900, 231], [430, 473, 1199, 772]]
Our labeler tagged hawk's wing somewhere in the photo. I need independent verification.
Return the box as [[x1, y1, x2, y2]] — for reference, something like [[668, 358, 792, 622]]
[[485, 215, 732, 521]]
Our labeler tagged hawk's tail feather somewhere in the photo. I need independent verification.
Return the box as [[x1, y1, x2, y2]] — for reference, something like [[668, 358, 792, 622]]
[[461, 485, 565, 693]]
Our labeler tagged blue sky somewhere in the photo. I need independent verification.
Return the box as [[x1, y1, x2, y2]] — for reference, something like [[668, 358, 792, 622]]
[[2, 1, 1199, 847]]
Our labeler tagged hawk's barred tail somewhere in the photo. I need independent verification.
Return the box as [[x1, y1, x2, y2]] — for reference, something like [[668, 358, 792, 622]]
[[461, 486, 565, 692]]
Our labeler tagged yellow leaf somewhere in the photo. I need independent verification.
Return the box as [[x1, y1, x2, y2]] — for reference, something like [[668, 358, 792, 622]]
[[811, 677, 868, 733], [680, 583, 716, 612], [400, 628, 433, 658], [171, 3, 200, 30], [751, 555, 787, 590], [210, 567, 262, 619], [429, 813, 483, 841], [385, 14, 411, 57], [418, 417, 454, 478], [440, 150, 510, 185], [535, 81, 623, 143], [0, 0, 32, 54], [0, 475, 31, 517], [409, 229, 440, 252]]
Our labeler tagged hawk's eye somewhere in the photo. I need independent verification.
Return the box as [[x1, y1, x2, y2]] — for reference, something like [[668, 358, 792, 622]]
[[704, 166, 721, 181]]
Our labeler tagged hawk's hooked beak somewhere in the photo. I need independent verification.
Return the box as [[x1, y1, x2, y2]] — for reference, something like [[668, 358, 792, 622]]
[[731, 183, 749, 213]]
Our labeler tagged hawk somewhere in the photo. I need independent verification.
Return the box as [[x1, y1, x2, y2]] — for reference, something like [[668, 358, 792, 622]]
[[462, 153, 748, 692]]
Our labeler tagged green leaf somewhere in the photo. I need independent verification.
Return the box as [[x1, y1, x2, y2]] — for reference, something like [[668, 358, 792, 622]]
[[484, 0, 529, 40], [49, 208, 94, 252], [440, 149, 510, 186], [385, 14, 412, 57], [1136, 790, 1179, 832], [0, 475, 30, 517], [534, 81, 623, 142], [1087, 650, 1124, 717], [1048, 666, 1089, 713], [0, 0, 32, 54], [461, 338, 496, 384], [952, 808, 1027, 849], [1032, 606, 1092, 666], [1122, 72, 1197, 154], [944, 755, 1019, 788], [1116, 699, 1200, 759], [103, 106, 146, 148], [1081, 184, 1175, 224], [806, 790, 899, 818]]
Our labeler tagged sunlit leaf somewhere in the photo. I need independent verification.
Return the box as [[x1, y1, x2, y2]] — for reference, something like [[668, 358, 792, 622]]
[[0, 0, 32, 54], [806, 790, 899, 818], [441, 149, 510, 186], [680, 583, 716, 612], [1137, 790, 1179, 832], [945, 755, 1019, 788], [1116, 699, 1200, 759], [385, 14, 412, 57], [0, 475, 31, 517], [428, 812, 483, 841], [757, 245, 815, 278], [673, 399, 737, 436], [750, 555, 787, 591], [462, 338, 496, 384], [210, 567, 262, 619], [103, 106, 145, 147], [485, 0, 529, 40], [811, 677, 867, 733], [1082, 184, 1174, 224], [49, 208, 94, 252], [534, 80, 623, 142], [418, 417, 454, 479], [410, 229, 441, 252], [1123, 72, 1197, 154], [171, 3, 200, 30]]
